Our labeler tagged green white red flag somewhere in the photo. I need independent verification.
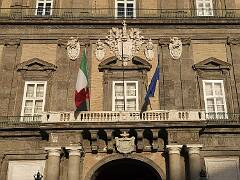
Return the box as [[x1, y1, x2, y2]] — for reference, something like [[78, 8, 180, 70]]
[[75, 49, 89, 111]]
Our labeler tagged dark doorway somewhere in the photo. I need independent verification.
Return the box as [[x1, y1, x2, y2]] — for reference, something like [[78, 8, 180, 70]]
[[91, 158, 162, 180]]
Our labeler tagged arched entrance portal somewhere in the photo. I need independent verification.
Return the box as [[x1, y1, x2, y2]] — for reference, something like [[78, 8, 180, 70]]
[[91, 158, 162, 180]]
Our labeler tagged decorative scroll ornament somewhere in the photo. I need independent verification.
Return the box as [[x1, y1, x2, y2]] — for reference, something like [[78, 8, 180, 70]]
[[115, 131, 135, 154], [95, 39, 106, 61], [105, 20, 144, 66], [145, 39, 154, 61], [67, 37, 80, 61], [169, 37, 182, 60]]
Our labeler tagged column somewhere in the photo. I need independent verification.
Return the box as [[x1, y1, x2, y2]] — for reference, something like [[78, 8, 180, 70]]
[[66, 146, 83, 180], [187, 144, 203, 180], [45, 147, 62, 180], [166, 145, 183, 180]]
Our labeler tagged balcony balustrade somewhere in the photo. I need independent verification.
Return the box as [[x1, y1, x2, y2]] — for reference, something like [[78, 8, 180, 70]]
[[0, 110, 204, 125], [0, 8, 239, 20], [1, 111, 240, 126]]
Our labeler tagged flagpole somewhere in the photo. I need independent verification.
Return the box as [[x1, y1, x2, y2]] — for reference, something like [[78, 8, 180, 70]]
[[85, 47, 90, 111]]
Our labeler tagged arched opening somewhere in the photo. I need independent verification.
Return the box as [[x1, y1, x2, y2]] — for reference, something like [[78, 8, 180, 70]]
[[91, 158, 162, 180]]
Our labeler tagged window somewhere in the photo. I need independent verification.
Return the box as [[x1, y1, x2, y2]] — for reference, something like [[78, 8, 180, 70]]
[[112, 81, 138, 111], [203, 80, 227, 118], [7, 160, 45, 180], [21, 81, 47, 116], [205, 157, 240, 180], [115, 0, 136, 18], [196, 0, 213, 16], [35, 0, 53, 16]]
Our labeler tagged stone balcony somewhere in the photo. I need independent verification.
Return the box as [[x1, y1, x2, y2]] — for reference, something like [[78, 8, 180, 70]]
[[41, 110, 205, 123]]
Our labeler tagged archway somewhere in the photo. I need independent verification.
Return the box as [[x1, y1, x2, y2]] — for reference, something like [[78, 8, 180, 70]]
[[91, 158, 162, 180]]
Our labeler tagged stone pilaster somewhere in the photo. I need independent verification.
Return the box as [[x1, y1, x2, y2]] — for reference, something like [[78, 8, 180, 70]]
[[45, 147, 62, 180], [187, 144, 203, 180], [166, 145, 183, 180], [66, 146, 83, 180]]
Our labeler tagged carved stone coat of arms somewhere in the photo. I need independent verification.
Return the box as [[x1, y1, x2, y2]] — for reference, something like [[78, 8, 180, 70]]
[[67, 37, 80, 60], [115, 132, 135, 154], [169, 37, 182, 60]]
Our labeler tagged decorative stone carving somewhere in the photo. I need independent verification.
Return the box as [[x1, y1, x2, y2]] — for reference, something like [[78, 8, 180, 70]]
[[95, 39, 106, 61], [145, 39, 154, 61], [169, 37, 182, 60], [115, 131, 135, 154], [105, 20, 145, 66], [67, 37, 80, 61]]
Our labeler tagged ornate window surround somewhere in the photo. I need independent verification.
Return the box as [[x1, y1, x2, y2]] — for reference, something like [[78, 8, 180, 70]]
[[192, 57, 232, 114], [16, 58, 57, 115], [99, 56, 151, 111]]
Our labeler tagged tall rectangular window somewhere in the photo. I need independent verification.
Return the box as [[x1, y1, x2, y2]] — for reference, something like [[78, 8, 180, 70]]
[[115, 0, 136, 18], [196, 0, 213, 16], [203, 80, 227, 118], [21, 81, 47, 116], [112, 81, 138, 111], [36, 0, 53, 16]]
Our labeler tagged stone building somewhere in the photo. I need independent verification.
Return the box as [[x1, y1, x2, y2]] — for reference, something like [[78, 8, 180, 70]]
[[0, 0, 240, 180]]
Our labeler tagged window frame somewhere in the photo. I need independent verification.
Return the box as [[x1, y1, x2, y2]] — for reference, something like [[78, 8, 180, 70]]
[[196, 0, 214, 16], [115, 0, 136, 18], [35, 0, 53, 16], [112, 80, 139, 111], [203, 80, 227, 118], [21, 81, 47, 116]]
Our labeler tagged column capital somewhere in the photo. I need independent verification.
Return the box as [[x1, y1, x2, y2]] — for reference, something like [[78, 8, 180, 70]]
[[166, 144, 183, 155], [186, 144, 203, 154], [44, 147, 62, 157], [65, 146, 83, 156]]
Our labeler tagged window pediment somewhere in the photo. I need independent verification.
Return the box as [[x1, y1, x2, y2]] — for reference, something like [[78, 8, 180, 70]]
[[16, 58, 57, 72], [192, 57, 231, 71], [98, 56, 152, 72]]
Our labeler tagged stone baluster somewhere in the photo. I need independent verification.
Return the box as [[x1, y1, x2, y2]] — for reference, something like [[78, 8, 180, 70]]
[[45, 147, 62, 180], [186, 144, 203, 180]]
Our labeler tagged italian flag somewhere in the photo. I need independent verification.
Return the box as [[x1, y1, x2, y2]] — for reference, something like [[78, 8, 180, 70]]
[[75, 49, 89, 111]]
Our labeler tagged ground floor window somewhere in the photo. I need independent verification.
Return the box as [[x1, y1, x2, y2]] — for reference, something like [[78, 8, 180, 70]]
[[205, 157, 240, 180], [7, 160, 45, 180]]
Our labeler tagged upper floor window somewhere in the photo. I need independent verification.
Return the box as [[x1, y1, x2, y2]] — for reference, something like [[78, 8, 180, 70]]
[[203, 80, 227, 118], [36, 0, 53, 16], [196, 0, 213, 16], [115, 0, 136, 18], [112, 81, 138, 111], [21, 81, 47, 116]]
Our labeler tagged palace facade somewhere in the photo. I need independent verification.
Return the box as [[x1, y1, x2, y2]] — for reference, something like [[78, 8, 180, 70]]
[[0, 0, 240, 180]]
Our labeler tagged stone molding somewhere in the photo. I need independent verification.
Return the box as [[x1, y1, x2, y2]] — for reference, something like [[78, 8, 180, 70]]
[[66, 146, 83, 156], [45, 147, 62, 157], [166, 145, 183, 155], [227, 37, 240, 45], [4, 38, 20, 47], [186, 144, 203, 154], [159, 37, 191, 46]]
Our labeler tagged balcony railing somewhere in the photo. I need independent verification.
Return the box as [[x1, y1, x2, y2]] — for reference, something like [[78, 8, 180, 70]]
[[0, 8, 240, 20], [41, 110, 204, 122], [206, 113, 240, 124], [1, 112, 240, 126]]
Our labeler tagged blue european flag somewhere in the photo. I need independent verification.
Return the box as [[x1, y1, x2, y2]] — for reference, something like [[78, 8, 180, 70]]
[[141, 64, 160, 112]]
